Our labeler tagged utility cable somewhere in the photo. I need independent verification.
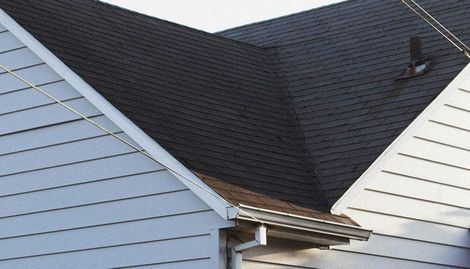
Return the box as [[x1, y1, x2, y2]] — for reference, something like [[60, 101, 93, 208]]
[[402, 0, 470, 59], [409, 0, 470, 52], [0, 63, 264, 225]]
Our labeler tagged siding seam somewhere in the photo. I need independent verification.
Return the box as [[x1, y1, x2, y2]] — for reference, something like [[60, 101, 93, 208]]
[[0, 150, 137, 178], [397, 153, 470, 172], [429, 119, 470, 133], [0, 62, 45, 75], [109, 257, 211, 269], [0, 209, 214, 241], [0, 234, 211, 262], [0, 96, 83, 117], [244, 259, 316, 269], [0, 45, 27, 55], [362, 189, 470, 210], [0, 79, 65, 97], [0, 169, 166, 198], [331, 249, 470, 269], [413, 136, 470, 153], [347, 207, 469, 229], [0, 131, 125, 157], [371, 233, 470, 250], [0, 113, 103, 138], [380, 170, 470, 191], [0, 189, 190, 220]]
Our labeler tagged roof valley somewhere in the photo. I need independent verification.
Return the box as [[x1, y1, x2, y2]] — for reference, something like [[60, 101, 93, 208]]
[[264, 46, 330, 211], [219, 0, 470, 206], [3, 0, 468, 219]]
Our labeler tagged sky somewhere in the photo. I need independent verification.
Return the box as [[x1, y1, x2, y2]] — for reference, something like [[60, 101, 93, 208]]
[[100, 0, 345, 32]]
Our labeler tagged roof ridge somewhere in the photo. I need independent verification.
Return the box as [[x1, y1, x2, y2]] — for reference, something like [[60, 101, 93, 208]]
[[93, 0, 265, 50], [216, 0, 358, 34]]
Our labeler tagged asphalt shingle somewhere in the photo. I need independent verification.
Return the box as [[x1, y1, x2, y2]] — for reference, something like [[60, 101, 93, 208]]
[[0, 0, 333, 221], [220, 0, 470, 205], [1, 0, 468, 222]]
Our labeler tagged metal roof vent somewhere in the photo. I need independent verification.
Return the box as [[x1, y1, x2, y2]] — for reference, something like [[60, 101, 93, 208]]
[[397, 36, 431, 80]]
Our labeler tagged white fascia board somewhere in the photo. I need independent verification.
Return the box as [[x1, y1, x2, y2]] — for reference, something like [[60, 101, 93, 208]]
[[0, 8, 235, 220], [331, 62, 470, 215], [236, 204, 372, 241]]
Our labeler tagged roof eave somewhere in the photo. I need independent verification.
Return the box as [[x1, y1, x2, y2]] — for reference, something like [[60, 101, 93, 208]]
[[228, 204, 371, 245]]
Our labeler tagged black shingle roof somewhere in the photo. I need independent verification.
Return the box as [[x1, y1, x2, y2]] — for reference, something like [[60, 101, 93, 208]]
[[220, 0, 470, 205], [1, 0, 468, 221], [0, 0, 339, 222]]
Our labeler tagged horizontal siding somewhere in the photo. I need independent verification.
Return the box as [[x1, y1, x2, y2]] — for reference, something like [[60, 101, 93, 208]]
[[0, 170, 183, 218], [337, 85, 470, 267], [114, 259, 211, 269], [0, 31, 23, 52], [245, 74, 470, 268], [416, 118, 470, 152], [345, 208, 470, 248], [0, 190, 209, 239], [0, 152, 161, 196], [0, 211, 221, 260], [0, 134, 139, 177], [0, 115, 120, 156], [0, 235, 213, 269], [0, 64, 62, 94], [384, 154, 470, 189], [400, 137, 470, 171], [0, 80, 77, 115], [244, 242, 464, 269], [431, 102, 470, 132], [0, 47, 41, 71], [366, 172, 469, 209], [0, 26, 229, 269], [349, 190, 469, 228], [333, 234, 470, 267], [0, 98, 101, 136], [245, 260, 313, 269], [448, 88, 470, 110]]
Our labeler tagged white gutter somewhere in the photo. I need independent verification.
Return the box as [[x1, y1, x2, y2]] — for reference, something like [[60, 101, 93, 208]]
[[232, 204, 372, 242], [227, 205, 371, 267], [231, 225, 267, 269]]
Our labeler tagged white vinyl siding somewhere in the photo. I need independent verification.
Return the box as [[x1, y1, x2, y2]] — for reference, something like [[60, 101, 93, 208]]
[[0, 25, 230, 269], [243, 70, 470, 268]]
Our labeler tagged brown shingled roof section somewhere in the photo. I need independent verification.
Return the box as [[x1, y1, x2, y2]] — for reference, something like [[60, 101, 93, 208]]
[[197, 173, 357, 225]]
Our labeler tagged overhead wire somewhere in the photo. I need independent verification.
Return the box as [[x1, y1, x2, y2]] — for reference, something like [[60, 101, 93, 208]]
[[409, 0, 470, 52], [0, 63, 264, 225], [8, 0, 460, 227], [401, 0, 470, 59]]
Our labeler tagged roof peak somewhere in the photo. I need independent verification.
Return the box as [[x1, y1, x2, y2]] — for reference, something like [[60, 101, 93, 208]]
[[93, 0, 264, 50], [217, 0, 356, 34]]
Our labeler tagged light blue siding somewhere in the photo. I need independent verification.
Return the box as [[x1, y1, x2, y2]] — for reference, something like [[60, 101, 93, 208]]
[[0, 26, 230, 269]]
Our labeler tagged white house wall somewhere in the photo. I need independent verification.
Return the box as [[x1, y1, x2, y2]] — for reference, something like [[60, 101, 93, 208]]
[[0, 26, 231, 268], [242, 68, 470, 267]]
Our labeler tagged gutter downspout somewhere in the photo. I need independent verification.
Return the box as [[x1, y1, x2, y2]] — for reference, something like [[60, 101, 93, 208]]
[[231, 225, 267, 269]]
